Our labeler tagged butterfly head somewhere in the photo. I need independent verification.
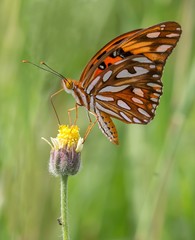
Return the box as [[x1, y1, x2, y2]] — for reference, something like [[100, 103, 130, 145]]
[[62, 78, 74, 93]]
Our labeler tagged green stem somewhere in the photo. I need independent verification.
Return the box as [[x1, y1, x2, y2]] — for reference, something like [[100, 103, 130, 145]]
[[61, 175, 70, 240]]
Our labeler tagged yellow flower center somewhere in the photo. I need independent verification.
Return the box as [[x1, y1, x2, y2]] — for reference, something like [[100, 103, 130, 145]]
[[57, 125, 80, 148]]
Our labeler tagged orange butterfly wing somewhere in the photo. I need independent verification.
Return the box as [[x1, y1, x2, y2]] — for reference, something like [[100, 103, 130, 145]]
[[78, 22, 181, 144], [80, 29, 141, 82], [91, 55, 163, 123], [80, 22, 181, 89], [121, 21, 181, 63]]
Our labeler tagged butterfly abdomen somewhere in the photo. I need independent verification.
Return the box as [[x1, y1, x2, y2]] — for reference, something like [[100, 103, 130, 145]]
[[95, 110, 119, 145]]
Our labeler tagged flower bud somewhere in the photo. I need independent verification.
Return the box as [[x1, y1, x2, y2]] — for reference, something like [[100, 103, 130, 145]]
[[49, 144, 81, 176], [43, 125, 83, 176]]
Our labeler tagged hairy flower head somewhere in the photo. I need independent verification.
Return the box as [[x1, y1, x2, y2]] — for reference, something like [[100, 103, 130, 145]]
[[50, 125, 83, 152]]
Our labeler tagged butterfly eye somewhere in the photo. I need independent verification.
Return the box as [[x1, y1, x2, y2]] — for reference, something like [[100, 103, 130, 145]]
[[62, 79, 74, 94], [63, 79, 74, 90]]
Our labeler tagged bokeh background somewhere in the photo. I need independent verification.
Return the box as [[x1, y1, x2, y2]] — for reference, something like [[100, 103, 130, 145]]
[[1, 0, 195, 239]]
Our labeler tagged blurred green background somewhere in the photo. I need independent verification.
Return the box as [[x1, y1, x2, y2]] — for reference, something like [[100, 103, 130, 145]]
[[1, 0, 195, 239]]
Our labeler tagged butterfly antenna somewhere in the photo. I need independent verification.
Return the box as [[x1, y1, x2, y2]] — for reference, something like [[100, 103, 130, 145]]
[[40, 61, 66, 79], [22, 60, 66, 80]]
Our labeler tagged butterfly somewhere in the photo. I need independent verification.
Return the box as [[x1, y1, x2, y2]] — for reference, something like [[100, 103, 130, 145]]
[[59, 21, 182, 144], [59, 21, 181, 144], [24, 21, 181, 144]]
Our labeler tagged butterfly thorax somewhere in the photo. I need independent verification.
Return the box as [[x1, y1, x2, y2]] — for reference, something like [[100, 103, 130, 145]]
[[68, 80, 92, 110]]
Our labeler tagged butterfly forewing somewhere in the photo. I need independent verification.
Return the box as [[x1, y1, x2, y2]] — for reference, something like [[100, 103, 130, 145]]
[[121, 22, 181, 63], [80, 29, 141, 86], [81, 22, 181, 90]]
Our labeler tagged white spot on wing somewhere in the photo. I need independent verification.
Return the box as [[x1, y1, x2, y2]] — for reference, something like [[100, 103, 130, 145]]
[[147, 83, 161, 88], [95, 102, 122, 119], [138, 108, 151, 117], [153, 104, 157, 108], [133, 57, 152, 63], [133, 117, 142, 123], [134, 66, 149, 75], [99, 84, 129, 93], [132, 97, 143, 104], [120, 112, 132, 122], [156, 44, 172, 52], [116, 69, 132, 78], [150, 65, 156, 69], [147, 82, 162, 93], [153, 74, 160, 78], [150, 97, 158, 102], [86, 76, 100, 94], [151, 103, 158, 113], [117, 100, 131, 110], [116, 67, 148, 79], [160, 24, 165, 30], [112, 51, 117, 57], [96, 95, 114, 101], [147, 32, 161, 38], [156, 88, 162, 93], [166, 33, 180, 38], [103, 70, 112, 82], [132, 88, 144, 97]]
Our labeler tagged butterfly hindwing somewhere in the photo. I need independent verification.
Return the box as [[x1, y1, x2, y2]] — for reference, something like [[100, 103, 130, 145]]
[[92, 55, 163, 125]]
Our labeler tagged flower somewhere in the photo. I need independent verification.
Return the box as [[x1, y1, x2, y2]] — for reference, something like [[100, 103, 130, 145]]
[[43, 125, 84, 176]]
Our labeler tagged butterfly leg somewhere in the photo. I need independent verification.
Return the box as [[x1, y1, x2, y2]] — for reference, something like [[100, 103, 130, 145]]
[[50, 88, 64, 124], [68, 104, 79, 125], [83, 111, 98, 142]]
